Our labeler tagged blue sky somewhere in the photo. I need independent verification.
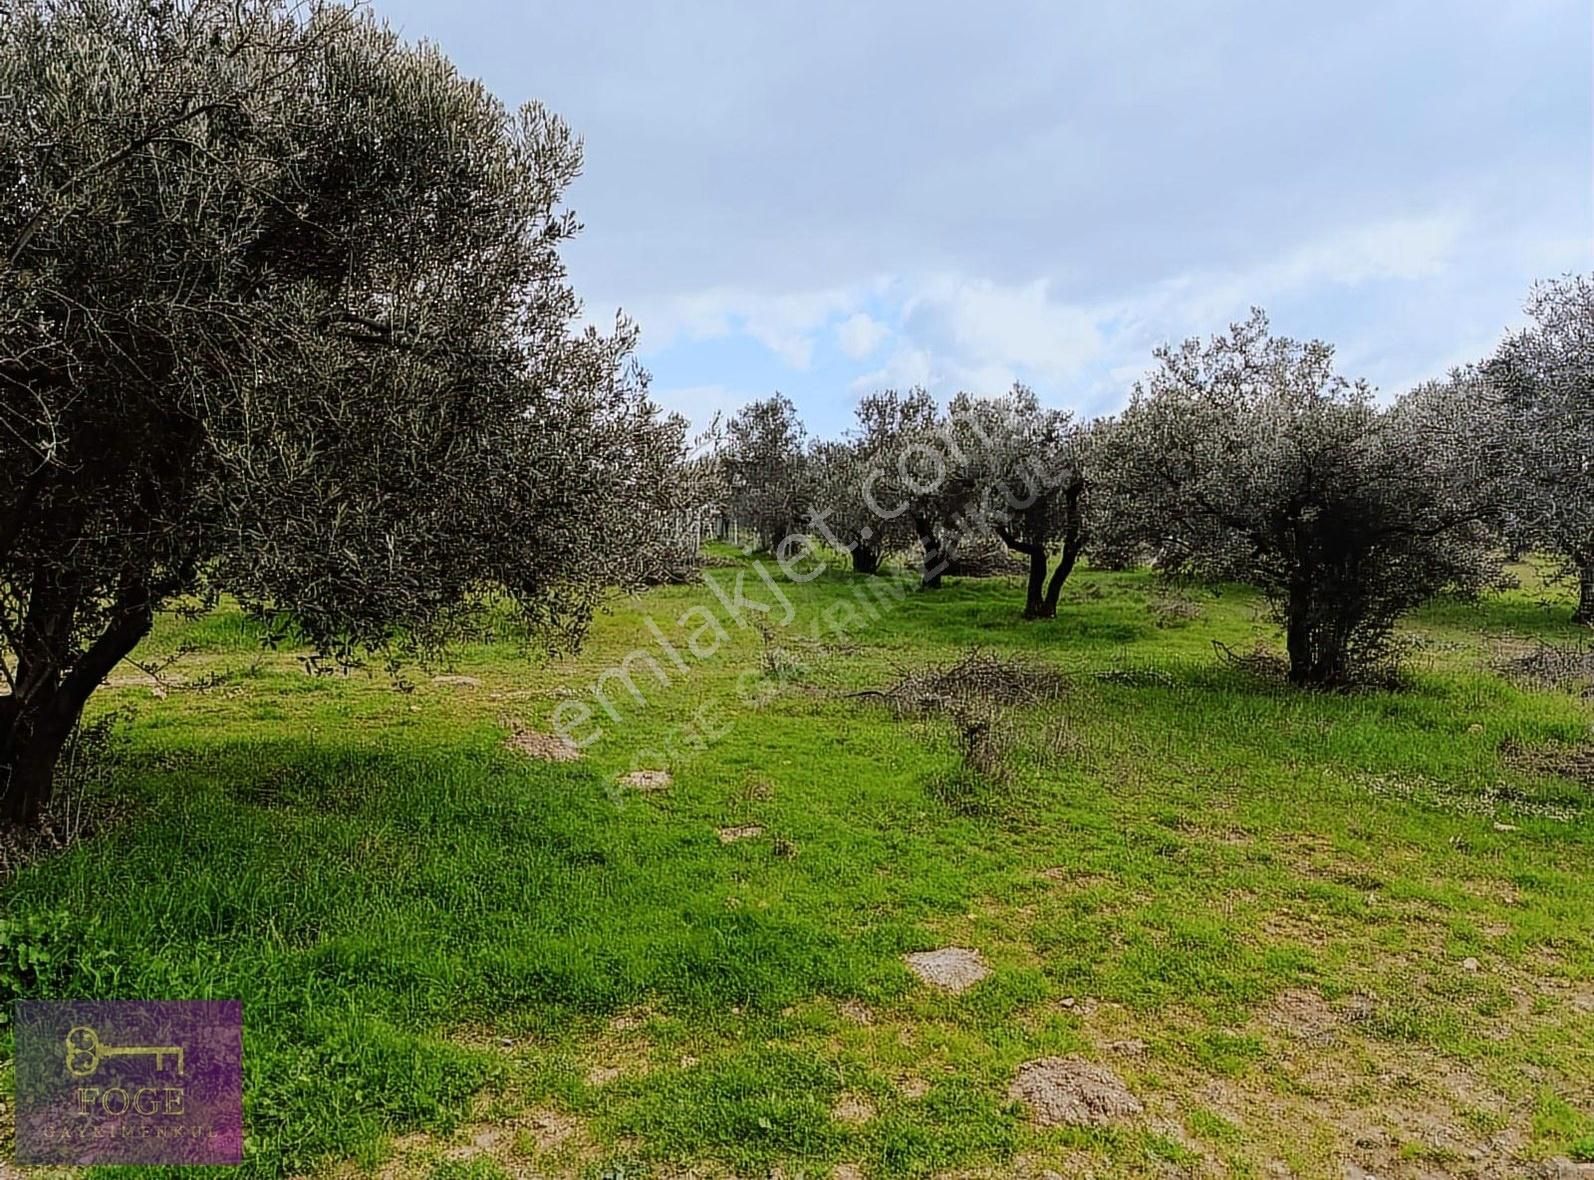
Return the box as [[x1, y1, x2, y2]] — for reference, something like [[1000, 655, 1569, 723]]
[[376, 0, 1591, 437]]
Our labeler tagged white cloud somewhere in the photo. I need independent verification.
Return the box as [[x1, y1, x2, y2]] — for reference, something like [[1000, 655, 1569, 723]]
[[633, 283, 883, 370], [836, 312, 890, 360]]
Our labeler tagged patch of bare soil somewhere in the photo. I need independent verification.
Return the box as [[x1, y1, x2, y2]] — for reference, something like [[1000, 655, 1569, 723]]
[[837, 998, 875, 1025], [503, 727, 582, 762], [1008, 1056, 1143, 1127], [903, 946, 991, 992], [432, 674, 482, 687], [1491, 636, 1594, 697], [618, 769, 672, 791], [831, 1093, 876, 1125], [1501, 737, 1594, 787], [715, 824, 764, 843]]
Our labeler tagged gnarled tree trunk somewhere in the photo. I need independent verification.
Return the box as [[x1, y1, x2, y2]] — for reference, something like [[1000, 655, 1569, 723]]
[[1, 577, 155, 827], [1575, 557, 1594, 626]]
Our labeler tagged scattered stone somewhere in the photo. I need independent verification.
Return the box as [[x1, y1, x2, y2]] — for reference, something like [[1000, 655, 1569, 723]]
[[1466, 723, 1485, 735], [504, 728, 582, 762], [833, 1167, 865, 1180], [903, 946, 990, 993], [1493, 821, 1518, 832], [1343, 1164, 1384, 1180], [1107, 1038, 1148, 1057], [832, 1093, 876, 1125], [1008, 1057, 1143, 1128], [618, 769, 672, 791], [497, 1036, 514, 1048], [1462, 956, 1481, 972], [609, 1009, 648, 1032], [432, 674, 482, 687], [716, 824, 764, 843], [1060, 996, 1077, 1009]]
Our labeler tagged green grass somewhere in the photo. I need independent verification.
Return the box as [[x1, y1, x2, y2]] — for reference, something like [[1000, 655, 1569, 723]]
[[2, 551, 1591, 1178]]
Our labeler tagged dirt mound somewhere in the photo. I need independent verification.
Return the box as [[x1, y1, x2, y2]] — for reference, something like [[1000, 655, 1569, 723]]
[[504, 728, 582, 762], [1008, 1056, 1143, 1127], [903, 946, 990, 992]]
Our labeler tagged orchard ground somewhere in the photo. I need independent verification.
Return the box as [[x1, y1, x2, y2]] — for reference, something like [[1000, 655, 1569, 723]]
[[2, 549, 1591, 1179]]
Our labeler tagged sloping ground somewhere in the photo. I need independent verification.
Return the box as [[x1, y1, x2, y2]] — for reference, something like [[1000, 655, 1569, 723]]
[[1, 556, 1590, 1178]]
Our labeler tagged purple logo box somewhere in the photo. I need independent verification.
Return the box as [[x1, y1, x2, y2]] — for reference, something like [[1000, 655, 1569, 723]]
[[13, 999, 243, 1166]]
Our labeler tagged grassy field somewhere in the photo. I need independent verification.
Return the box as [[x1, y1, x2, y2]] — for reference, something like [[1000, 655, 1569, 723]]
[[2, 549, 1592, 1179]]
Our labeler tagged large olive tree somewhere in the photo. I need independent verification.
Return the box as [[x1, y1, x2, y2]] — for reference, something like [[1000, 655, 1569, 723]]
[[1487, 275, 1594, 623], [0, 0, 683, 824], [1093, 311, 1497, 686]]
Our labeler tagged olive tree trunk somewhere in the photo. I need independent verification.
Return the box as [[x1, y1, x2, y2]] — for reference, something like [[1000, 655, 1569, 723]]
[[1, 586, 154, 827], [1576, 558, 1594, 626]]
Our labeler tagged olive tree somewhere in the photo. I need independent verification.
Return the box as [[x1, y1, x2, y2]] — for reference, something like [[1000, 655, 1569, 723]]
[[945, 386, 1086, 619], [807, 388, 938, 575], [1093, 311, 1497, 686], [722, 394, 811, 552], [0, 0, 685, 824], [1487, 275, 1594, 623]]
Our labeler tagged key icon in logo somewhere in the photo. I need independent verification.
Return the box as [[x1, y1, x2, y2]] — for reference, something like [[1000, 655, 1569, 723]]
[[65, 1026, 186, 1077]]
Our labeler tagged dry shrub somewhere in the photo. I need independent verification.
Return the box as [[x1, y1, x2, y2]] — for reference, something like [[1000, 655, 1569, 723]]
[[851, 648, 1068, 718], [849, 649, 1068, 815]]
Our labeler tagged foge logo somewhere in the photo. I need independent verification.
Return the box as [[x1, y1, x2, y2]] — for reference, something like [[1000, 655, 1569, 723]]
[[13, 999, 243, 1165]]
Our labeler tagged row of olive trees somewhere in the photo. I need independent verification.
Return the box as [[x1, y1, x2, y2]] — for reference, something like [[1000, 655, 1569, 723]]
[[718, 293, 1593, 689], [0, 0, 701, 824]]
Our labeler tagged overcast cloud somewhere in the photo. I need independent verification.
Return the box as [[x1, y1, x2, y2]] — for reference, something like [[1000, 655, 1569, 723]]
[[374, 0, 1591, 434]]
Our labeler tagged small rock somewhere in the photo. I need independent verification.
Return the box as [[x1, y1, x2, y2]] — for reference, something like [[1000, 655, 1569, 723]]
[[1462, 956, 1480, 972], [716, 824, 764, 843], [1493, 821, 1518, 832], [903, 947, 990, 993], [1466, 723, 1485, 735], [618, 769, 671, 791], [497, 1037, 514, 1048], [1107, 1038, 1148, 1057], [1008, 1056, 1142, 1127], [1060, 996, 1077, 1009], [1343, 1164, 1384, 1180], [432, 674, 482, 687]]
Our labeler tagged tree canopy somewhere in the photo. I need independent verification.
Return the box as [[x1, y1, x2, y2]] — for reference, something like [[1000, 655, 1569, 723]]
[[0, 0, 684, 822]]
